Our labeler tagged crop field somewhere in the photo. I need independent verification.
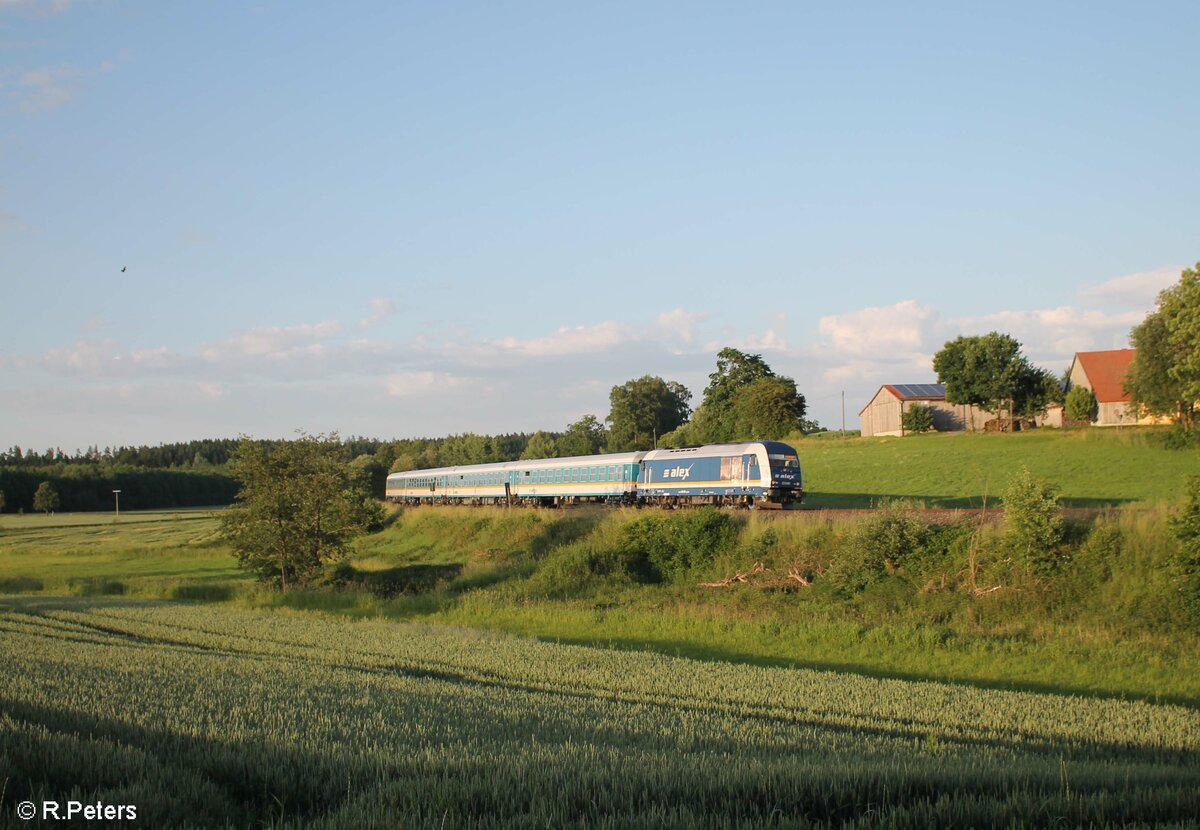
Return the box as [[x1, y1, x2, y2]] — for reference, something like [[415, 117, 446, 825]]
[[2, 597, 1198, 828]]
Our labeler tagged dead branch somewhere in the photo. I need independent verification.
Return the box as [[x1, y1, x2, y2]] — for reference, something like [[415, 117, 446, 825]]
[[700, 561, 767, 588]]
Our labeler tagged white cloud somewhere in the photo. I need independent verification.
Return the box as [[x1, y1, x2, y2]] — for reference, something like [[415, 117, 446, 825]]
[[1079, 266, 1181, 308], [817, 300, 935, 357], [40, 339, 117, 372], [704, 329, 788, 353], [199, 320, 341, 361], [491, 320, 634, 358], [385, 372, 470, 397], [950, 306, 1141, 360], [358, 298, 395, 330], [654, 308, 707, 345]]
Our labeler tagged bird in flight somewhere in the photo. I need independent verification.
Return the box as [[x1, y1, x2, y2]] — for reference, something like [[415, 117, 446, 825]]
[[121, 266, 126, 272]]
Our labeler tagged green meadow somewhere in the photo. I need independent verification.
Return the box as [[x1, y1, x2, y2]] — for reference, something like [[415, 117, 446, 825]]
[[793, 428, 1197, 508]]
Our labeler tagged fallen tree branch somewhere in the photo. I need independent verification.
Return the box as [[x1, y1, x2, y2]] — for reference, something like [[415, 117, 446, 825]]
[[700, 561, 766, 588]]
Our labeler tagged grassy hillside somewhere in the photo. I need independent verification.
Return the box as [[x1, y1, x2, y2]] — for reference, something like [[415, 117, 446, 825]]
[[4, 598, 1197, 827], [792, 428, 1196, 507]]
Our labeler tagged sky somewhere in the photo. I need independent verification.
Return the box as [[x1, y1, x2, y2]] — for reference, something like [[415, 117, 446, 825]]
[[1, 1, 1197, 451]]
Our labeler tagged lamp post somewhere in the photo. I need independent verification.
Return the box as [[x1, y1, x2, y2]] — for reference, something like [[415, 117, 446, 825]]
[[113, 489, 121, 521]]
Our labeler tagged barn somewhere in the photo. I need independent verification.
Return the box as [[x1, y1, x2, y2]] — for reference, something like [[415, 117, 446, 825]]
[[858, 383, 991, 437], [1066, 349, 1167, 426]]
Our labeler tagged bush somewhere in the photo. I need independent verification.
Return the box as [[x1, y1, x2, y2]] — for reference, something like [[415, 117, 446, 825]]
[[615, 509, 739, 582], [1169, 475, 1200, 622], [826, 502, 931, 593], [1065, 386, 1098, 423], [1003, 468, 1064, 575], [902, 404, 934, 434]]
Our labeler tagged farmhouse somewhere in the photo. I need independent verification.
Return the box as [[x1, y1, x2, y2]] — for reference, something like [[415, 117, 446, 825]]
[[858, 383, 991, 437], [1066, 348, 1166, 426]]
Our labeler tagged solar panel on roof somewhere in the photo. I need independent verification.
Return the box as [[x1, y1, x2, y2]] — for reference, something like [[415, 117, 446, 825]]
[[892, 383, 945, 398]]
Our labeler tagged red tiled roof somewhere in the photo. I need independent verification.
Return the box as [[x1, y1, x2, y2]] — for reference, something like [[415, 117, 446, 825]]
[[1075, 349, 1136, 403]]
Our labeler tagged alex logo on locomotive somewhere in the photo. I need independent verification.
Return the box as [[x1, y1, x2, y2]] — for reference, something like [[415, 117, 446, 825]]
[[661, 465, 694, 480]]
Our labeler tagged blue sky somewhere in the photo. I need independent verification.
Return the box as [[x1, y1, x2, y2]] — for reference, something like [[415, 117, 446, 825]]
[[1, 1, 1197, 450]]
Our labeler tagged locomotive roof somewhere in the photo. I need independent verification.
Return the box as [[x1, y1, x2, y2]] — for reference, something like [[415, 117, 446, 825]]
[[642, 441, 798, 462]]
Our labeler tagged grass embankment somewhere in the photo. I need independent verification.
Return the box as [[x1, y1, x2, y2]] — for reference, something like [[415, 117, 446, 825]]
[[4, 599, 1197, 827]]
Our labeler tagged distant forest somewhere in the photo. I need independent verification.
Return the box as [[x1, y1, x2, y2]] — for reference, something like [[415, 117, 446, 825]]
[[0, 434, 544, 513]]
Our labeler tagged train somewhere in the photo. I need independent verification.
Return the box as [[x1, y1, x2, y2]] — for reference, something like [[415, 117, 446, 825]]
[[385, 441, 804, 509]]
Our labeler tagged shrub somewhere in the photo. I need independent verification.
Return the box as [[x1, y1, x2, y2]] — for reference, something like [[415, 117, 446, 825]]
[[1003, 468, 1064, 575], [826, 502, 931, 593], [1065, 386, 1098, 423], [615, 508, 739, 582], [902, 404, 934, 434], [1169, 475, 1200, 622]]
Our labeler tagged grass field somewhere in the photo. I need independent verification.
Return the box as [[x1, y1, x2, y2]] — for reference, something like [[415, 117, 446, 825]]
[[1, 427, 1195, 706], [792, 428, 1197, 508], [3, 597, 1197, 828], [0, 509, 241, 597]]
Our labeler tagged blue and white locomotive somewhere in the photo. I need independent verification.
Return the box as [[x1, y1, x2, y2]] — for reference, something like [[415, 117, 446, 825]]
[[385, 441, 803, 508]]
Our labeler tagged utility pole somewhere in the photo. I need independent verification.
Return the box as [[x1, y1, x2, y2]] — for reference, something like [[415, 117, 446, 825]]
[[112, 489, 121, 522], [841, 391, 846, 438]]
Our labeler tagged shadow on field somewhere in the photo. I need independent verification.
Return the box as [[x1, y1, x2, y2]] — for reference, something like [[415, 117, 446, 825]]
[[540, 633, 1200, 710], [329, 563, 464, 597]]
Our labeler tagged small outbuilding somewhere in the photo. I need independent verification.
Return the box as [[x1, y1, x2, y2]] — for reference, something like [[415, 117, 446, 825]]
[[858, 383, 991, 437]]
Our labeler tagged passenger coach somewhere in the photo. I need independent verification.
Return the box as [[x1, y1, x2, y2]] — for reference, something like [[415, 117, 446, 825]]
[[385, 441, 803, 508]]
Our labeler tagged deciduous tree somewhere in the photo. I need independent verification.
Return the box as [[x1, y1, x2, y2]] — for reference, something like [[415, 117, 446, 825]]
[[1128, 264, 1200, 431], [606, 377, 691, 452], [558, 415, 607, 457], [33, 481, 59, 515], [221, 433, 371, 590], [1065, 386, 1098, 423]]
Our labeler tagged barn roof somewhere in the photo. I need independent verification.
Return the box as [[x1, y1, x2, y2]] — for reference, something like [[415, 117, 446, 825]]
[[1073, 349, 1135, 403], [885, 383, 946, 400], [859, 383, 946, 415]]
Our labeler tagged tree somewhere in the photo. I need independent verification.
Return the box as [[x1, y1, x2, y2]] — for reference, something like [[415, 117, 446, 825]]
[[441, 433, 494, 466], [1169, 475, 1200, 622], [728, 376, 806, 440], [521, 431, 559, 460], [1065, 385, 1098, 423], [901, 403, 934, 434], [606, 377, 692, 452], [33, 481, 59, 515], [1003, 468, 1064, 575], [220, 433, 369, 590], [558, 415, 607, 457], [1127, 310, 1186, 426], [1161, 264, 1200, 431], [932, 336, 989, 430], [0, 489, 5, 513], [934, 332, 1050, 430], [1128, 264, 1200, 431], [692, 349, 775, 442]]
